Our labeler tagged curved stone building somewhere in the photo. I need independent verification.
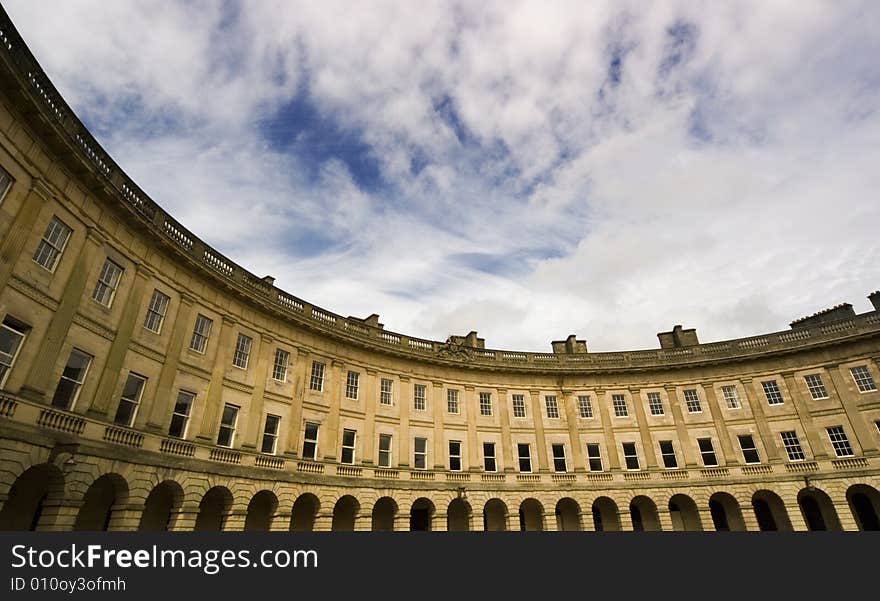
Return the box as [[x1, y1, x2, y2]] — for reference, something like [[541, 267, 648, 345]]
[[0, 8, 879, 532]]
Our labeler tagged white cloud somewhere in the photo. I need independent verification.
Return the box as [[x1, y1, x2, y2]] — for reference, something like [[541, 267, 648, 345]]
[[5, 0, 879, 352]]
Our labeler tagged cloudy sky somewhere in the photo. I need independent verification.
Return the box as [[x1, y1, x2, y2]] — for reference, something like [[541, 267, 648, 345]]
[[5, 1, 879, 351]]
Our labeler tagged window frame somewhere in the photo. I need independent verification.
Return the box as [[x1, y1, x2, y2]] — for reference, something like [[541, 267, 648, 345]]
[[479, 391, 492, 416], [511, 394, 526, 418], [143, 289, 170, 334], [413, 436, 428, 470], [302, 421, 319, 460], [231, 333, 252, 370], [780, 430, 806, 462], [32, 216, 72, 273], [378, 433, 393, 467], [216, 403, 240, 448], [721, 385, 741, 409], [0, 320, 27, 390], [91, 258, 124, 307], [659, 440, 678, 469], [189, 314, 213, 354], [379, 378, 393, 406], [517, 443, 532, 473], [612, 394, 628, 417], [261, 414, 281, 455], [272, 348, 289, 382], [577, 395, 593, 418], [341, 429, 357, 464], [113, 372, 146, 427], [586, 443, 603, 472], [309, 361, 325, 392], [697, 437, 718, 467], [168, 389, 195, 439], [0, 165, 12, 204], [50, 348, 92, 411], [413, 384, 426, 411], [683, 389, 702, 413], [448, 440, 462, 471], [850, 365, 877, 393], [483, 442, 497, 472], [762, 380, 784, 405], [826, 425, 854, 457], [804, 374, 829, 400], [551, 443, 567, 472], [737, 434, 760, 464], [622, 442, 640, 470], [545, 395, 559, 418], [447, 389, 460, 414], [647, 391, 664, 416], [345, 370, 360, 400]]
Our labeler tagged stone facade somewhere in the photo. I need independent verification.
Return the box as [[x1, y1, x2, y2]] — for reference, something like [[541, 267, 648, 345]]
[[0, 6, 879, 532]]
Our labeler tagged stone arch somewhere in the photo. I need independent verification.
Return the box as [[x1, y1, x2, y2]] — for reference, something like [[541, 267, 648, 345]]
[[0, 463, 65, 531], [519, 498, 544, 531], [410, 497, 435, 531], [332, 495, 360, 531], [591, 496, 620, 531], [751, 489, 792, 531], [138, 480, 184, 531], [846, 484, 880, 531], [555, 497, 582, 531], [708, 492, 746, 531], [371, 496, 398, 531], [668, 494, 702, 531], [194, 486, 233, 531], [629, 495, 661, 531], [483, 498, 508, 531], [290, 492, 320, 531], [244, 490, 279, 531], [447, 497, 472, 531], [798, 486, 842, 531], [74, 473, 129, 531]]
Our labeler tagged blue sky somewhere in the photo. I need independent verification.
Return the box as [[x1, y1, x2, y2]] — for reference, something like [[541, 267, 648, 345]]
[[6, 0, 880, 351]]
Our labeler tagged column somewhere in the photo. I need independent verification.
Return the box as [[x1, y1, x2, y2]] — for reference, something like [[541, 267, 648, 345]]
[[497, 389, 515, 472], [195, 315, 238, 442], [666, 386, 696, 467], [528, 389, 549, 472], [145, 294, 194, 431], [740, 378, 779, 461], [702, 383, 737, 466], [595, 390, 620, 470], [86, 263, 153, 419], [241, 333, 272, 449], [19, 227, 103, 401], [432, 382, 445, 470], [361, 369, 377, 465], [322, 360, 344, 461], [398, 377, 411, 467], [284, 347, 310, 456], [830, 491, 859, 531], [618, 506, 634, 531], [561, 390, 586, 471], [827, 365, 877, 454], [740, 505, 760, 532], [0, 179, 49, 292], [784, 501, 809, 531], [629, 388, 657, 469], [464, 386, 480, 470], [781, 372, 827, 459], [657, 508, 674, 531]]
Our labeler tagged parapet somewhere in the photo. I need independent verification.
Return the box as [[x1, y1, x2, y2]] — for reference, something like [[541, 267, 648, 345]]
[[657, 325, 699, 349], [551, 334, 588, 354], [790, 303, 856, 329], [447, 331, 485, 349]]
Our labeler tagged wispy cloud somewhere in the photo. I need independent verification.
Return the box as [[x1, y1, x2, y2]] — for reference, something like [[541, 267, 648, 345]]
[[6, 0, 879, 351]]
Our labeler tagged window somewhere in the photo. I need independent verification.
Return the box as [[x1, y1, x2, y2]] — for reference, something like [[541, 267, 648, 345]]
[[309, 361, 325, 392], [552, 444, 567, 472], [545, 395, 559, 418], [113, 373, 146, 427], [512, 394, 526, 418], [189, 314, 213, 353], [168, 390, 194, 438], [414, 437, 427, 469], [216, 403, 239, 447], [697, 438, 717, 466], [345, 371, 359, 399], [684, 389, 702, 413], [780, 431, 805, 461], [0, 319, 27, 388], [659, 440, 677, 468], [762, 380, 783, 405], [448, 440, 462, 471], [517, 443, 532, 472], [142, 290, 170, 333], [302, 422, 319, 460], [647, 392, 664, 416], [272, 349, 289, 382], [447, 389, 459, 414], [738, 434, 760, 464], [721, 385, 741, 409], [479, 392, 492, 416], [586, 444, 603, 471], [850, 365, 877, 392], [622, 442, 639, 470], [380, 378, 393, 405], [577, 395, 593, 418], [91, 259, 123, 307], [826, 426, 854, 457], [232, 333, 252, 369], [0, 165, 12, 203], [261, 414, 281, 454], [483, 442, 496, 472], [612, 394, 628, 417], [378, 434, 392, 467], [32, 216, 72, 272], [413, 384, 426, 411], [341, 429, 356, 464], [50, 349, 91, 410], [804, 374, 829, 400]]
